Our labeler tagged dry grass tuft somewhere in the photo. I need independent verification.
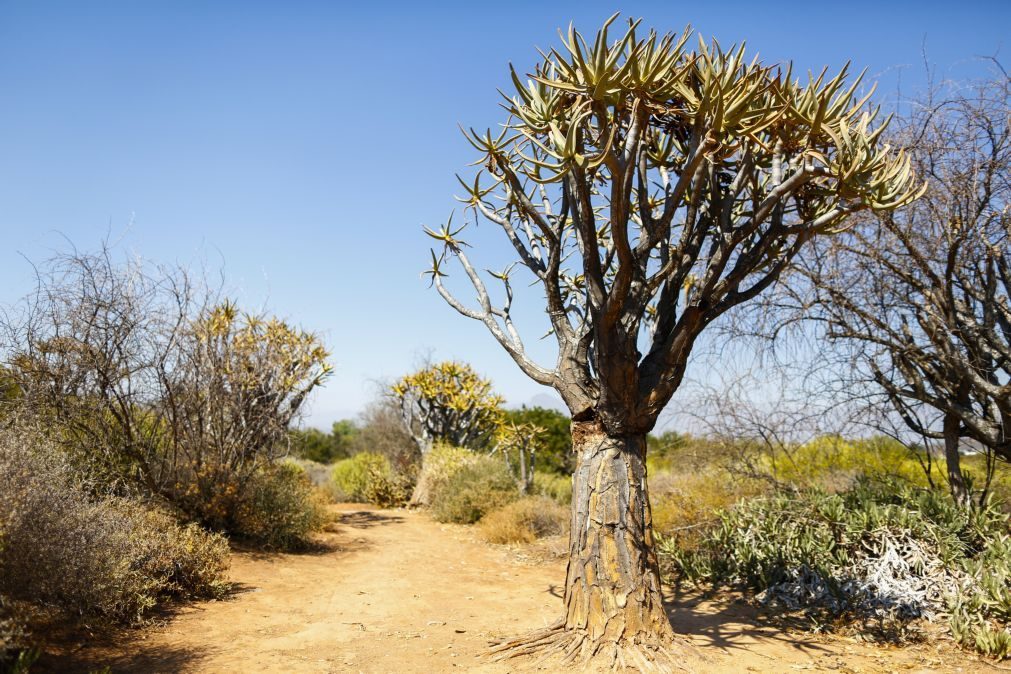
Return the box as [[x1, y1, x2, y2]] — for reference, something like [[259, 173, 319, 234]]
[[478, 496, 568, 544]]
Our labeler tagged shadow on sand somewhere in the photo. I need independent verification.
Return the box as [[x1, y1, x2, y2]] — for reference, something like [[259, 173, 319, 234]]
[[665, 590, 833, 661], [34, 636, 208, 674], [339, 509, 405, 529]]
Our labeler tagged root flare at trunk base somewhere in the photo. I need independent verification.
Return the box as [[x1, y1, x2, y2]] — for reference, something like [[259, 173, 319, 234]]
[[488, 621, 702, 673]]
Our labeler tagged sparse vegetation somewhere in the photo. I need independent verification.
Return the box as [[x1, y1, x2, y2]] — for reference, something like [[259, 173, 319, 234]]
[[0, 7, 1007, 672], [478, 496, 568, 544], [3, 249, 331, 545], [429, 454, 518, 524], [0, 423, 229, 632]]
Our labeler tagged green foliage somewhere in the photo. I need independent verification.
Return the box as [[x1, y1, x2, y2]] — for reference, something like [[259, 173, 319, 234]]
[[411, 442, 482, 506], [660, 478, 1011, 658], [532, 471, 573, 504], [330, 452, 409, 507], [773, 435, 930, 490], [290, 420, 358, 464], [332, 451, 391, 501], [503, 407, 571, 474], [230, 463, 328, 550], [478, 496, 568, 544], [429, 455, 518, 524]]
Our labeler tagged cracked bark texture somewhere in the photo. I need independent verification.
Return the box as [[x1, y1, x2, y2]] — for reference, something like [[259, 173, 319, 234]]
[[563, 420, 672, 645]]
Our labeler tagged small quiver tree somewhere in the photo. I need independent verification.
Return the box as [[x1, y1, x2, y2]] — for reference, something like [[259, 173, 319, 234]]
[[390, 360, 504, 452], [168, 301, 331, 525], [426, 15, 921, 670], [391, 360, 504, 504], [493, 421, 545, 494]]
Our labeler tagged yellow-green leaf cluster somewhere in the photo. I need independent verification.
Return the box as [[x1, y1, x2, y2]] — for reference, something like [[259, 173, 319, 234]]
[[391, 361, 504, 450]]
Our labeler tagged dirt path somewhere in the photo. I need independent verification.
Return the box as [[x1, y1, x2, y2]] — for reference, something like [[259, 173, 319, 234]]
[[46, 505, 997, 673]]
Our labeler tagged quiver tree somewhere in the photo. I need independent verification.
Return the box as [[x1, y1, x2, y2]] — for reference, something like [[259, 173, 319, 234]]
[[791, 72, 1010, 506], [425, 15, 920, 668], [170, 301, 331, 524], [391, 360, 504, 504], [390, 360, 504, 452], [493, 420, 545, 494]]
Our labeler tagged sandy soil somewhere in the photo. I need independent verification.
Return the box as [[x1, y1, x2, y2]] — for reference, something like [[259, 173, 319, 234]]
[[40, 505, 999, 673]]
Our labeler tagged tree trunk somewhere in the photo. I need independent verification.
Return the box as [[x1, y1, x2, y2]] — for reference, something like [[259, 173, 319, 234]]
[[943, 410, 969, 507], [492, 419, 689, 670], [563, 420, 674, 645]]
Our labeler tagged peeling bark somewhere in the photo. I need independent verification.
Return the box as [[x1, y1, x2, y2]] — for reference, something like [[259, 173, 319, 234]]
[[492, 420, 695, 671], [563, 421, 672, 645]]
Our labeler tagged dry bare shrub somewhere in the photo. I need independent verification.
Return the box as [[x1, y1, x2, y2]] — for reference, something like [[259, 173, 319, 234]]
[[648, 468, 765, 554], [0, 423, 229, 627], [478, 496, 568, 544], [179, 461, 328, 550], [0, 597, 35, 673], [1, 247, 330, 544], [352, 397, 420, 476]]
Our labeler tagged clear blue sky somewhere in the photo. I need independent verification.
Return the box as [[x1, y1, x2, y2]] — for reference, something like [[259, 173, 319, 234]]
[[0, 1, 1007, 428]]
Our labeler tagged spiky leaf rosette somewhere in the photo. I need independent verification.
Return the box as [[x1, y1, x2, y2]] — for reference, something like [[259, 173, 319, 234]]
[[430, 14, 922, 433]]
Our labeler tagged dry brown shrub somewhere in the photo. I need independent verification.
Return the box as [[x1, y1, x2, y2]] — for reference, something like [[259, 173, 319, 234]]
[[0, 423, 230, 627], [478, 496, 568, 544]]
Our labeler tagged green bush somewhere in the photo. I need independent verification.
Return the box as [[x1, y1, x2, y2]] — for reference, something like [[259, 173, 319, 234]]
[[330, 451, 409, 507], [532, 472, 572, 504], [0, 429, 230, 627], [772, 435, 931, 490], [478, 496, 568, 544], [331, 452, 387, 500], [231, 463, 328, 550], [411, 442, 480, 506], [659, 478, 1011, 658], [429, 455, 518, 524]]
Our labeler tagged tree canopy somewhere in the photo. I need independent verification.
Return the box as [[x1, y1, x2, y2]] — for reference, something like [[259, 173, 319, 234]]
[[428, 15, 922, 435]]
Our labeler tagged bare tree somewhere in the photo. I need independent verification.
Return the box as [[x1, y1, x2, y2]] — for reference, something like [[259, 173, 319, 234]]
[[426, 16, 920, 667], [2, 245, 203, 494], [2, 246, 331, 526], [789, 70, 1010, 505]]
